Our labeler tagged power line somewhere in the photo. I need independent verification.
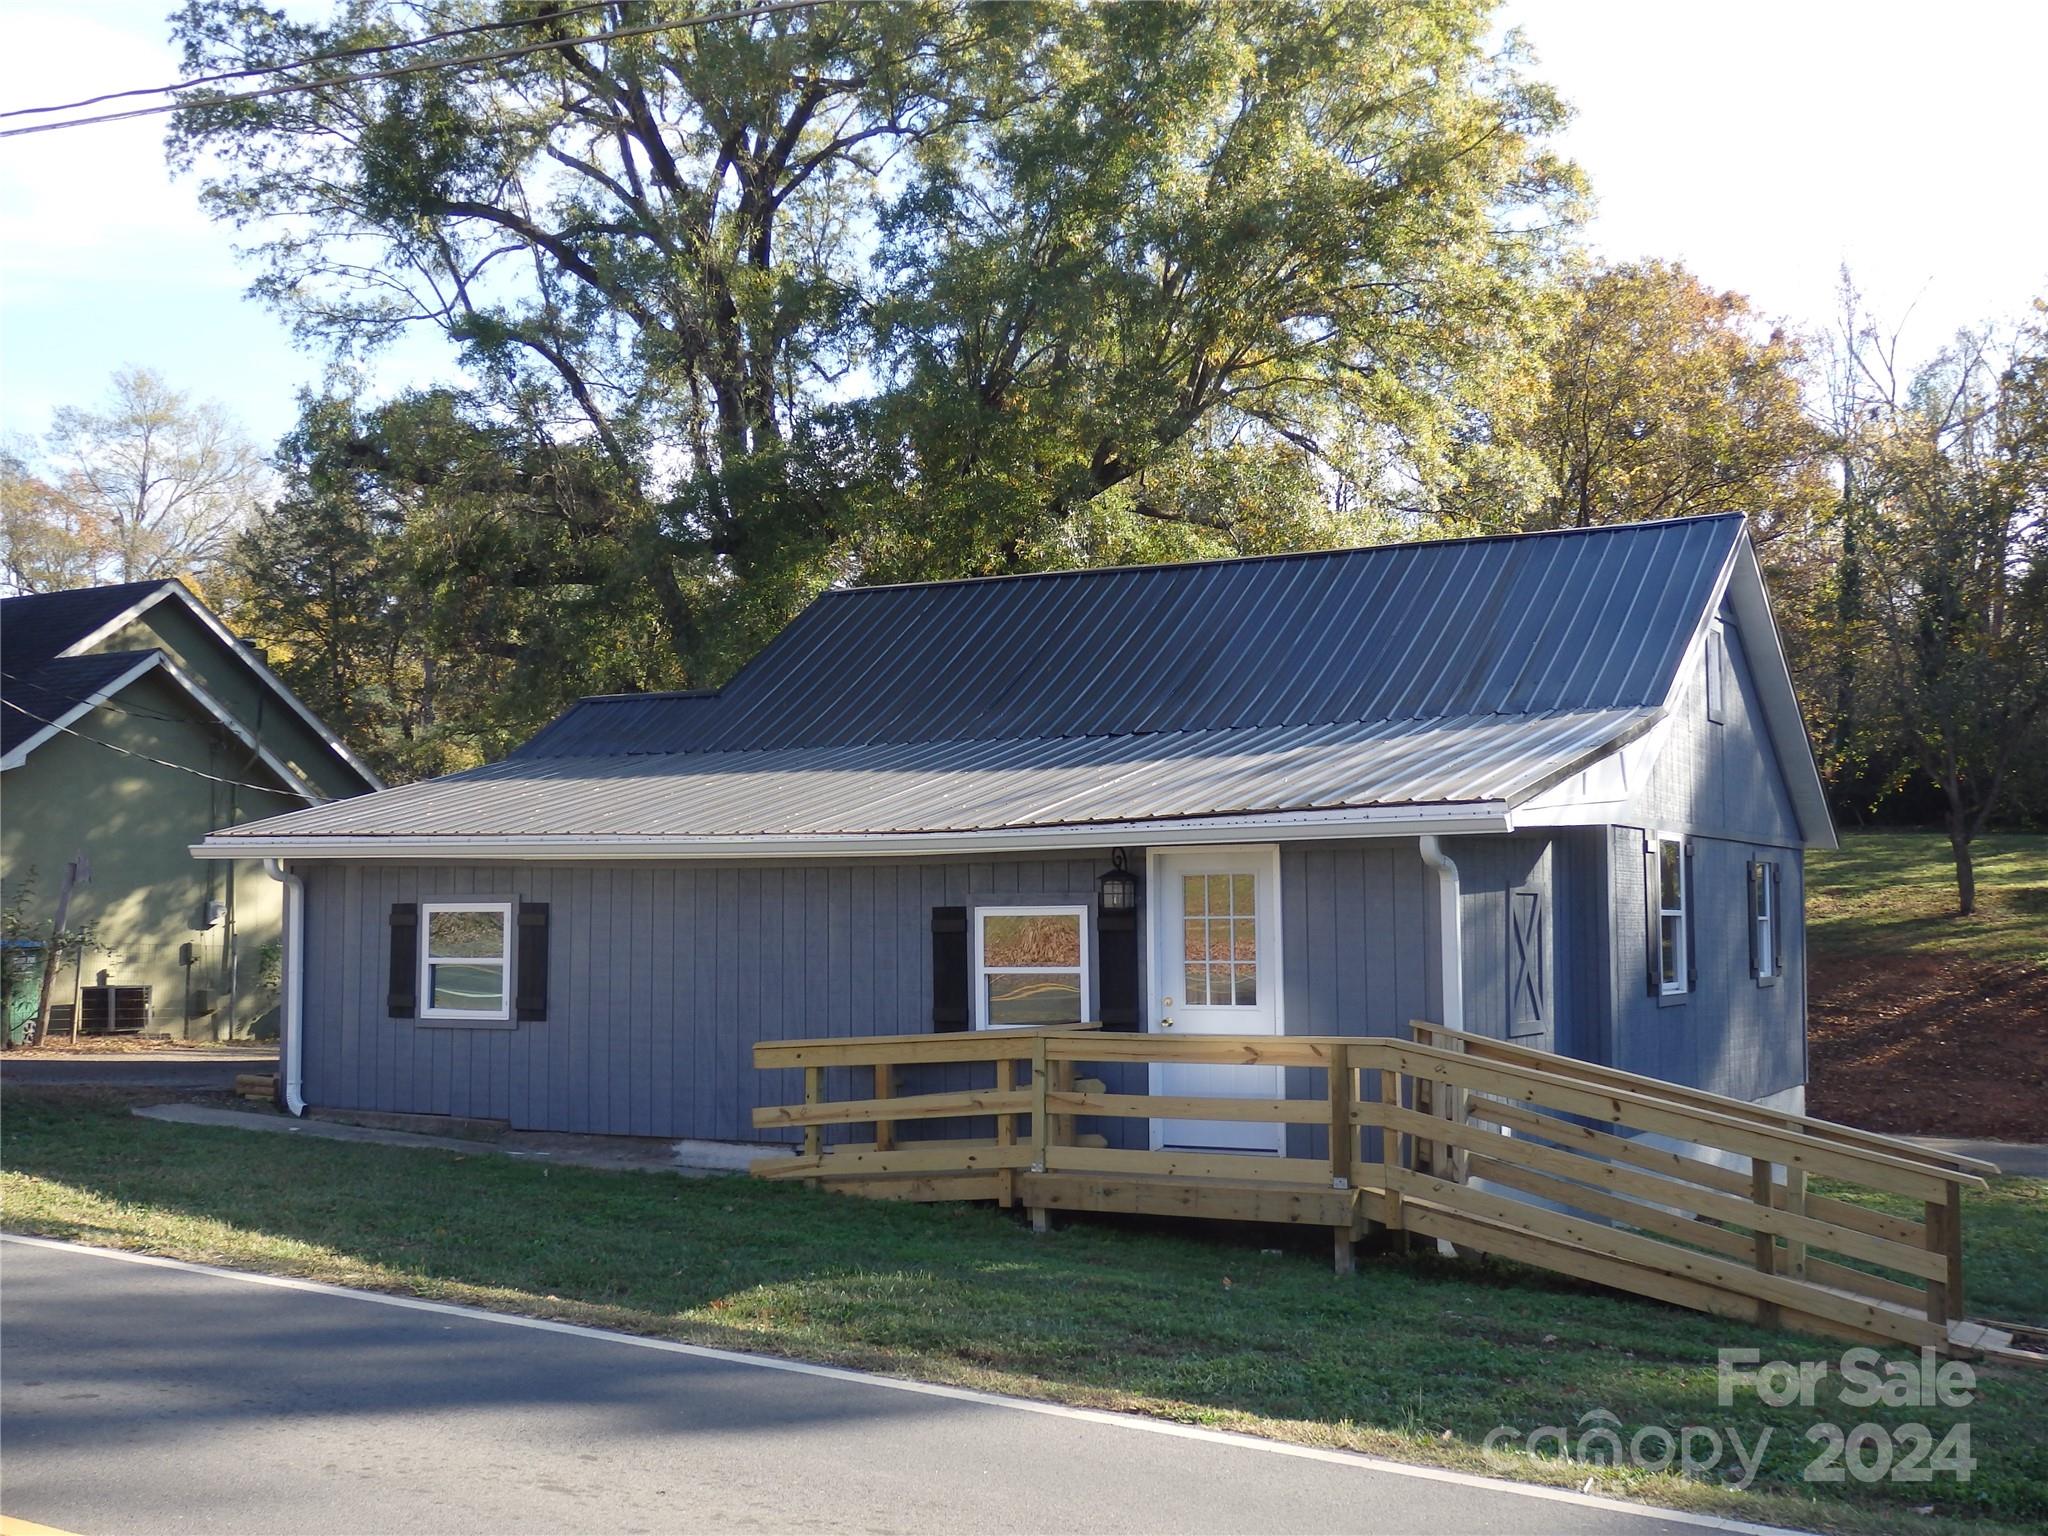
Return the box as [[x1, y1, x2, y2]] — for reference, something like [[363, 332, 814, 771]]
[[0, 0, 844, 140], [0, 668, 193, 727], [0, 0, 620, 119], [0, 696, 297, 795]]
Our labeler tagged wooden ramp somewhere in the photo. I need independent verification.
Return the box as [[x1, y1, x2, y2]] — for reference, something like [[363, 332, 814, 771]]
[[751, 1023, 2025, 1357]]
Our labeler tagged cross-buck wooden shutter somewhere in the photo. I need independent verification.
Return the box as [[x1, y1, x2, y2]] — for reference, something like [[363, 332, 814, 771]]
[[516, 902, 550, 1022], [931, 906, 969, 1032], [1097, 904, 1140, 1031], [1746, 860, 1761, 978], [387, 902, 418, 1018]]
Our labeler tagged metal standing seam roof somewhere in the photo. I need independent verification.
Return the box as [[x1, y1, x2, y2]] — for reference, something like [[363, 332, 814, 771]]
[[206, 515, 1750, 849]]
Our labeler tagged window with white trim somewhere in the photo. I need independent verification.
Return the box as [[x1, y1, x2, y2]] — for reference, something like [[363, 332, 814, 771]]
[[1705, 622, 1727, 723], [973, 906, 1090, 1029], [1656, 835, 1688, 996], [1754, 860, 1777, 981], [419, 902, 514, 1020]]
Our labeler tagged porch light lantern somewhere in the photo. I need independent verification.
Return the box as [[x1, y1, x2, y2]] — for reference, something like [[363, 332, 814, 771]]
[[1097, 848, 1140, 912]]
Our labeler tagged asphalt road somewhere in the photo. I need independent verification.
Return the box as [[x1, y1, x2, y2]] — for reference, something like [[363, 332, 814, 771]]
[[0, 1051, 274, 1090], [0, 1237, 1789, 1536]]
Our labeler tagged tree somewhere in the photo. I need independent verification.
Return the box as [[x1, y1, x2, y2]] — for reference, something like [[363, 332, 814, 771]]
[[170, 0, 1575, 682], [1847, 309, 2048, 913], [0, 441, 101, 595], [4, 369, 267, 591], [1483, 260, 1830, 539]]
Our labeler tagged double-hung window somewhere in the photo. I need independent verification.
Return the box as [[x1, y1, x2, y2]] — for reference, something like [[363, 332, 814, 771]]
[[973, 906, 1090, 1029], [419, 902, 514, 1020], [1656, 835, 1688, 996]]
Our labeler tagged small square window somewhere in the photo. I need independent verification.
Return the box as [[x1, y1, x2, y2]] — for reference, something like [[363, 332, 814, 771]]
[[974, 907, 1089, 1029], [419, 902, 513, 1020]]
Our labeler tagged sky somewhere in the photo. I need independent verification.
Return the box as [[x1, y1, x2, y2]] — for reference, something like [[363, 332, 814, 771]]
[[1, 0, 2044, 454]]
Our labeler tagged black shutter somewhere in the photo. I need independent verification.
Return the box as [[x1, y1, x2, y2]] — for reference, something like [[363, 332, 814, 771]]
[[931, 906, 969, 1031], [387, 902, 418, 1018], [1770, 862, 1784, 977], [1643, 837, 1660, 996], [1097, 905, 1140, 1031], [1684, 841, 1698, 991], [1746, 860, 1760, 979], [516, 902, 550, 1022]]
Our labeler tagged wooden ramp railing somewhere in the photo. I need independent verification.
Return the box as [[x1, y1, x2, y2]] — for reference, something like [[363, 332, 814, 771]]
[[751, 1023, 1999, 1353]]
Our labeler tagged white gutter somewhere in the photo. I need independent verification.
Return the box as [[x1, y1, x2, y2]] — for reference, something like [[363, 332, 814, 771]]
[[1416, 835, 1464, 1031], [191, 801, 1517, 862], [263, 858, 306, 1117]]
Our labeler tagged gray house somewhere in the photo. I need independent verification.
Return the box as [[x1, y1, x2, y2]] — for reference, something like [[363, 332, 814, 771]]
[[197, 513, 1832, 1150]]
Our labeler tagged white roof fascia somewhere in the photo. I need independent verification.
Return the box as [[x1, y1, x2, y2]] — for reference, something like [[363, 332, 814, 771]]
[[190, 799, 1517, 862], [61, 582, 385, 791], [0, 652, 163, 771]]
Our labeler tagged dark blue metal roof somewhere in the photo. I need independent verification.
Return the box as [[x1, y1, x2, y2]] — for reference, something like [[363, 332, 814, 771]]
[[518, 515, 1744, 758]]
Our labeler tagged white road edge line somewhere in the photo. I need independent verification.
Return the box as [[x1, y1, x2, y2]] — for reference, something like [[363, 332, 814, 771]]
[[1, 1232, 1808, 1536]]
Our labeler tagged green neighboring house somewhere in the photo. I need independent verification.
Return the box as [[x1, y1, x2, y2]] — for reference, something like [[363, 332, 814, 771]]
[[2, 579, 379, 1040]]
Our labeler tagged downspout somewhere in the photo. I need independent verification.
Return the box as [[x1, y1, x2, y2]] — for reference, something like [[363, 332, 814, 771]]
[[263, 858, 306, 1116], [1417, 836, 1464, 1033]]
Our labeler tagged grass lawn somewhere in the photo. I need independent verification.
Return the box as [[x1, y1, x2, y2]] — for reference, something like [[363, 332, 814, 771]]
[[1806, 831, 2048, 972], [3, 1090, 2044, 1536]]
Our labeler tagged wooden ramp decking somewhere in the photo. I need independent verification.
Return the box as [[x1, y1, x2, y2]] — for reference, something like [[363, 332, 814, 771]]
[[751, 1022, 2032, 1359]]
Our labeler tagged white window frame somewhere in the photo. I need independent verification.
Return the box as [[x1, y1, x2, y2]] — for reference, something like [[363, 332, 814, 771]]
[[972, 904, 1091, 1031], [1656, 834, 1688, 997], [1754, 860, 1777, 981], [419, 901, 514, 1021]]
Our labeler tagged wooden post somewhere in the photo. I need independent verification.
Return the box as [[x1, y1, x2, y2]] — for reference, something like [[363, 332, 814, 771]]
[[995, 1057, 1017, 1208], [1328, 1048, 1354, 1189], [1751, 1157, 1780, 1330], [1382, 1066, 1409, 1252], [1025, 1037, 1051, 1233], [871, 1062, 894, 1151], [1783, 1166, 1808, 1280], [802, 1066, 824, 1162], [1051, 1056, 1076, 1148], [1925, 1183, 1964, 1325]]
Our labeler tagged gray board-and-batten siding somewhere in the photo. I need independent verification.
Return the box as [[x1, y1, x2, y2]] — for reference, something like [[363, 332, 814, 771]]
[[295, 840, 1568, 1147]]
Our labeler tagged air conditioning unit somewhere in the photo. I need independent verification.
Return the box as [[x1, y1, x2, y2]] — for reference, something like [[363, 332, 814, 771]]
[[80, 985, 152, 1035]]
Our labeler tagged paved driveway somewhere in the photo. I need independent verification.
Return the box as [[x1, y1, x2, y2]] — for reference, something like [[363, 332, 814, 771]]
[[0, 1237, 1798, 1536]]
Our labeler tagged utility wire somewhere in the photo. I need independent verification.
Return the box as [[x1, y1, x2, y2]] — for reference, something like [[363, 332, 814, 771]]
[[0, 0, 843, 139], [0, 696, 298, 795], [0, 668, 195, 727], [0, 0, 621, 118]]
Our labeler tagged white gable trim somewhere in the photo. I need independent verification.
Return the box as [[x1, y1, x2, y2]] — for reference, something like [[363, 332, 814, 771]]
[[61, 581, 384, 791], [0, 652, 162, 771], [3, 648, 324, 805]]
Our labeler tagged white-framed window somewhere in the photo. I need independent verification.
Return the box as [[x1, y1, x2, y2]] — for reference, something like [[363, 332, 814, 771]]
[[973, 905, 1090, 1030], [1754, 860, 1777, 981], [419, 901, 514, 1020], [1656, 834, 1688, 996]]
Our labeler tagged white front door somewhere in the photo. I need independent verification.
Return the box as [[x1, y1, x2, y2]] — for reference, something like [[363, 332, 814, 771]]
[[1149, 846, 1283, 1154]]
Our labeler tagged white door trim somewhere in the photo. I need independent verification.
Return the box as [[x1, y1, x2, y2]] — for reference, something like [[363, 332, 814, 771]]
[[1145, 843, 1285, 1153]]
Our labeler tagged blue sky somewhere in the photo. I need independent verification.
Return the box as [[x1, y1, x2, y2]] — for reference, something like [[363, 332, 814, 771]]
[[2, 0, 2044, 453]]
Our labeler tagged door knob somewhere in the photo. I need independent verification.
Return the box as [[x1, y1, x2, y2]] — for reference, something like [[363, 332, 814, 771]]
[[1160, 1017, 1175, 1029]]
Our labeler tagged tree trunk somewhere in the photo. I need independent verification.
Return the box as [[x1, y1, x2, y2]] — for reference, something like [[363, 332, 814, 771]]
[[1946, 814, 1977, 917]]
